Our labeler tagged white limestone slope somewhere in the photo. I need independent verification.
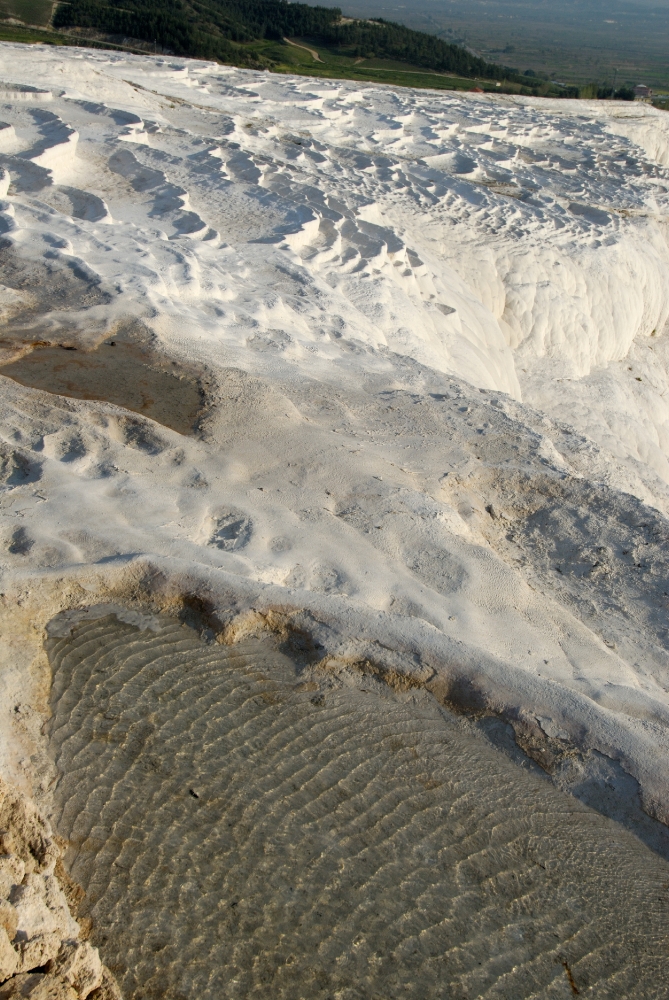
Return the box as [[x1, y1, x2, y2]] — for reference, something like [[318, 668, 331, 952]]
[[0, 44, 668, 832]]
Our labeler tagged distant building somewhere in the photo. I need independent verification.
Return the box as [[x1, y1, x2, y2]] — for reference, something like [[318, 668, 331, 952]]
[[634, 84, 653, 103]]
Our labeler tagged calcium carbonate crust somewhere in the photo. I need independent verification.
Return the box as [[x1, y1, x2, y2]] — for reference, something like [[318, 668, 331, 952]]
[[0, 778, 119, 1000], [0, 44, 667, 993]]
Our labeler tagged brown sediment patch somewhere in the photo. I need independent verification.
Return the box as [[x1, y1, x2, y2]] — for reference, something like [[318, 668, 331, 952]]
[[0, 341, 204, 435]]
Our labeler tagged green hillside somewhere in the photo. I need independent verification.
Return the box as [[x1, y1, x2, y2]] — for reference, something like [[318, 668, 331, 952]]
[[0, 0, 635, 99], [0, 0, 53, 26], [50, 0, 574, 94]]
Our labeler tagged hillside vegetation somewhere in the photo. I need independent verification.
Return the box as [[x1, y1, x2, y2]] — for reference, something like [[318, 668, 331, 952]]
[[0, 0, 638, 98], [50, 0, 574, 94]]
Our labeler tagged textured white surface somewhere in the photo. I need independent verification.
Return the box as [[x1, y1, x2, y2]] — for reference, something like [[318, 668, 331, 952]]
[[0, 45, 667, 830]]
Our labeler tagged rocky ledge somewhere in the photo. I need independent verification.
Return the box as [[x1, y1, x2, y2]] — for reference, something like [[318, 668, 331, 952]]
[[0, 779, 119, 1000]]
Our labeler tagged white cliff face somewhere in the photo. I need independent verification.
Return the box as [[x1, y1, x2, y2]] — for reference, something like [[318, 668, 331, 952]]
[[0, 43, 667, 940]]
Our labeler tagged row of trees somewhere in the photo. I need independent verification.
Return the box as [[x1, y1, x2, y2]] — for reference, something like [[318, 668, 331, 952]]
[[578, 82, 635, 101]]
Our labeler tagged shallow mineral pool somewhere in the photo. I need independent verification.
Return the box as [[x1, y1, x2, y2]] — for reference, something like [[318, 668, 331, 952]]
[[0, 342, 203, 434], [45, 609, 669, 999]]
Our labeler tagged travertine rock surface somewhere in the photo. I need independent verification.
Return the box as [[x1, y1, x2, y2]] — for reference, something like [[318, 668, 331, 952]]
[[0, 973, 77, 1000], [49, 943, 102, 1000], [0, 779, 110, 1000]]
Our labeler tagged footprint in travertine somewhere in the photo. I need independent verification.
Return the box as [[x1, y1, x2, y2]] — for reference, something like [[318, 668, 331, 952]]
[[45, 612, 669, 1000], [7, 526, 33, 555], [284, 562, 346, 594], [42, 431, 88, 464], [208, 508, 252, 550], [0, 445, 40, 486]]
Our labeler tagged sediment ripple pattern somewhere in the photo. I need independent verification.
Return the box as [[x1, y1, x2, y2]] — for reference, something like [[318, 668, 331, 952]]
[[47, 614, 669, 999]]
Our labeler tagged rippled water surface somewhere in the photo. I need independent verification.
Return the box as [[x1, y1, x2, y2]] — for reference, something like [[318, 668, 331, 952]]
[[46, 611, 669, 1000]]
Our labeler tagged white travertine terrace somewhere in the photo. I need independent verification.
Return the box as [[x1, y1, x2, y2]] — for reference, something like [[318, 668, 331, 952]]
[[0, 41, 667, 996]]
